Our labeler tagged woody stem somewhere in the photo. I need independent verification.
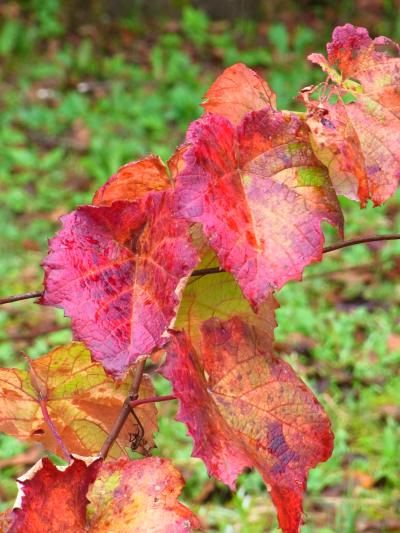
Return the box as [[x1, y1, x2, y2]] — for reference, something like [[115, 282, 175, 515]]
[[99, 359, 146, 460]]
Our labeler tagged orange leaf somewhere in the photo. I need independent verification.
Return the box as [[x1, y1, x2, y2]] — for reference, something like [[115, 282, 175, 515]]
[[4, 457, 199, 532], [305, 24, 400, 206], [0, 343, 157, 458], [162, 317, 333, 533], [92, 150, 187, 206], [201, 63, 276, 124], [9, 456, 100, 533], [86, 457, 200, 532], [0, 509, 13, 531]]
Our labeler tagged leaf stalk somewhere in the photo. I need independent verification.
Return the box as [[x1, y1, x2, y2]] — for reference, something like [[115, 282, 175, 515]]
[[129, 394, 176, 408], [99, 359, 146, 460]]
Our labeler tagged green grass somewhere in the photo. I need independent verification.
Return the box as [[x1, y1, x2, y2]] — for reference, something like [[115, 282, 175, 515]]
[[1, 3, 400, 531]]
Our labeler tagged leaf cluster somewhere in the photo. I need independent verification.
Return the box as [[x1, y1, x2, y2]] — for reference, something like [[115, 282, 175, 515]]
[[1, 24, 400, 533]]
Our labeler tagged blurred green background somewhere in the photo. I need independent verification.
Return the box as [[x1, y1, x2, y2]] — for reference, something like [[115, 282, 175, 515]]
[[1, 1, 400, 531]]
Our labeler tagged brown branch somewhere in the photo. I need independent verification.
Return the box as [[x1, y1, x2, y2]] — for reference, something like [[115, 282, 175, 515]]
[[323, 233, 400, 253], [0, 291, 43, 305], [129, 394, 176, 408], [99, 358, 146, 460], [191, 233, 400, 276], [191, 266, 223, 276], [1, 233, 400, 305]]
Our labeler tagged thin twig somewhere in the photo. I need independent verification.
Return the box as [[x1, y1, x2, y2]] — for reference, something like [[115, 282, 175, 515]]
[[190, 233, 400, 276], [192, 266, 223, 276], [323, 233, 400, 253], [99, 358, 146, 460], [130, 394, 176, 408], [1, 233, 400, 304], [39, 399, 70, 463], [0, 291, 42, 305]]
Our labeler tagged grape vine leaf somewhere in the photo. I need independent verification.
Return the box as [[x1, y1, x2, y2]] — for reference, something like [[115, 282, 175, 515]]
[[41, 191, 199, 377], [176, 251, 278, 350], [4, 457, 199, 532], [304, 24, 400, 206], [9, 456, 100, 533], [201, 62, 276, 124], [0, 510, 13, 531], [86, 457, 200, 532], [0, 343, 157, 458], [176, 108, 343, 307], [92, 150, 187, 206], [162, 316, 333, 533]]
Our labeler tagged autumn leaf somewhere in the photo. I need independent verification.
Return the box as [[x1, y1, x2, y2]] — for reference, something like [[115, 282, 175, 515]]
[[176, 251, 278, 350], [9, 456, 100, 533], [201, 62, 276, 124], [0, 510, 13, 531], [0, 343, 157, 458], [3, 457, 199, 532], [41, 191, 199, 377], [86, 456, 200, 532], [304, 24, 400, 206], [175, 109, 343, 307], [162, 317, 333, 533], [92, 149, 187, 206]]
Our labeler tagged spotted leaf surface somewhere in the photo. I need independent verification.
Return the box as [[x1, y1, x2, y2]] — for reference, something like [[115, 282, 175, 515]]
[[0, 343, 157, 458], [201, 62, 276, 124], [9, 457, 100, 533], [176, 251, 278, 350], [176, 110, 343, 307], [41, 191, 198, 377], [305, 24, 400, 206], [86, 457, 200, 532], [162, 317, 333, 533]]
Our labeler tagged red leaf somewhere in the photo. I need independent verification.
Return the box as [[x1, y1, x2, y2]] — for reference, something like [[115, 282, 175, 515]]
[[201, 63, 276, 124], [176, 110, 343, 307], [41, 191, 198, 377], [87, 457, 200, 531], [162, 317, 333, 533], [305, 24, 400, 206], [5, 457, 199, 532], [92, 150, 187, 206], [10, 457, 100, 533]]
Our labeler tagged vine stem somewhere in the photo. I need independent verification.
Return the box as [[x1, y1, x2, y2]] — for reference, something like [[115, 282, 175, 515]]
[[322, 233, 400, 253], [0, 291, 43, 305], [0, 233, 400, 304], [191, 233, 400, 276], [99, 359, 146, 460], [129, 394, 176, 408]]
